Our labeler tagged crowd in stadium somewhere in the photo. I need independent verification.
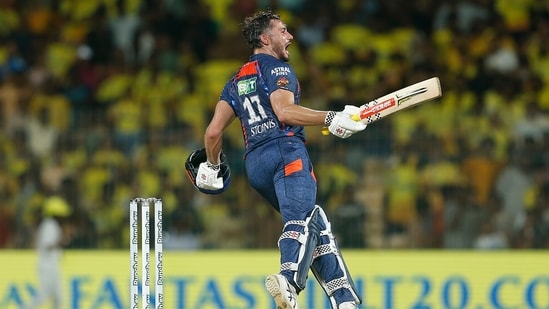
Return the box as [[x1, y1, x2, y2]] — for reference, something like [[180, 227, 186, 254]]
[[0, 0, 548, 250]]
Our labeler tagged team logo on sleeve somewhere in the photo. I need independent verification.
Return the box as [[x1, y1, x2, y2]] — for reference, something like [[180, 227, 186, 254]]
[[277, 77, 289, 88]]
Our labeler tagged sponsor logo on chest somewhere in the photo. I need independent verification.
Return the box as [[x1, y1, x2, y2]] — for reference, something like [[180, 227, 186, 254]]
[[237, 77, 257, 95]]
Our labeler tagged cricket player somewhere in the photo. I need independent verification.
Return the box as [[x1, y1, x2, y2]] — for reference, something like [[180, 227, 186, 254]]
[[187, 10, 364, 309], [24, 196, 71, 309]]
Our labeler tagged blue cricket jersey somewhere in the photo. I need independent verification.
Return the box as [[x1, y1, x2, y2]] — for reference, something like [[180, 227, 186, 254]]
[[220, 53, 304, 157]]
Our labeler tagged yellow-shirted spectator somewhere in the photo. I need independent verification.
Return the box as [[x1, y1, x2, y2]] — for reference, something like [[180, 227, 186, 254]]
[[416, 100, 453, 142], [176, 93, 208, 141], [431, 84, 477, 155], [155, 71, 187, 97], [316, 160, 359, 212], [461, 137, 505, 206], [432, 28, 453, 53], [108, 92, 143, 156], [91, 203, 125, 248], [392, 110, 419, 146], [420, 148, 464, 188], [28, 87, 71, 132], [194, 60, 241, 103], [80, 162, 110, 206], [96, 72, 134, 103], [309, 42, 346, 67], [528, 45, 549, 83], [486, 114, 511, 162], [136, 167, 161, 199], [197, 199, 249, 249], [92, 138, 126, 167], [108, 96, 141, 134], [59, 0, 140, 21], [5, 146, 30, 178], [0, 159, 19, 203], [368, 30, 413, 73], [131, 68, 152, 100], [60, 21, 89, 45], [495, 0, 534, 33], [143, 97, 168, 130], [201, 0, 233, 25], [0, 5, 19, 37], [91, 183, 126, 248], [62, 145, 87, 173], [462, 114, 499, 154], [139, 72, 185, 129], [485, 89, 526, 129], [156, 143, 190, 186], [385, 153, 420, 227], [468, 29, 494, 60], [444, 38, 469, 74], [539, 82, 549, 111], [46, 41, 77, 80], [331, 24, 370, 52], [419, 101, 452, 142], [132, 144, 161, 198], [157, 188, 177, 218]]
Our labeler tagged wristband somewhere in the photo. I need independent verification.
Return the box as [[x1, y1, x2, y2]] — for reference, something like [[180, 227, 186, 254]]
[[324, 111, 336, 126]]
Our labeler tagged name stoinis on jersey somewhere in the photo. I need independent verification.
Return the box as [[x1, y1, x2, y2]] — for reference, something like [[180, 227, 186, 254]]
[[250, 119, 277, 136], [271, 66, 291, 76]]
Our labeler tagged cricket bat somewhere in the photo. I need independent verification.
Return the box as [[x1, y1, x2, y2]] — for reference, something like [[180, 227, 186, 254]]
[[322, 77, 442, 135]]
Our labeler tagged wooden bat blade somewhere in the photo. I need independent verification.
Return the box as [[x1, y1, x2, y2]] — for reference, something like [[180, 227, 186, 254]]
[[354, 77, 442, 123]]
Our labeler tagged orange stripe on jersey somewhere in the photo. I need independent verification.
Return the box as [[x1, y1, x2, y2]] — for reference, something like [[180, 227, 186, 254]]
[[236, 60, 258, 79], [284, 159, 303, 176]]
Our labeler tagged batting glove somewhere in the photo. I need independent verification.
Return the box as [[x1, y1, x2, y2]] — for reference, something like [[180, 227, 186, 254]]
[[341, 104, 362, 116], [325, 105, 367, 138], [196, 161, 224, 190]]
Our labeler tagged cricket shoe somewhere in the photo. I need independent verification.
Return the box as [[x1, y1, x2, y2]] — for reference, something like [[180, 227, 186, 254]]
[[265, 274, 299, 309], [339, 301, 358, 309]]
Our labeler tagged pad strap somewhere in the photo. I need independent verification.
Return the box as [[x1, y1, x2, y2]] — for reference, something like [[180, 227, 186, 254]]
[[279, 231, 307, 244], [284, 220, 306, 228], [280, 242, 335, 272], [325, 277, 353, 296], [314, 244, 336, 258]]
